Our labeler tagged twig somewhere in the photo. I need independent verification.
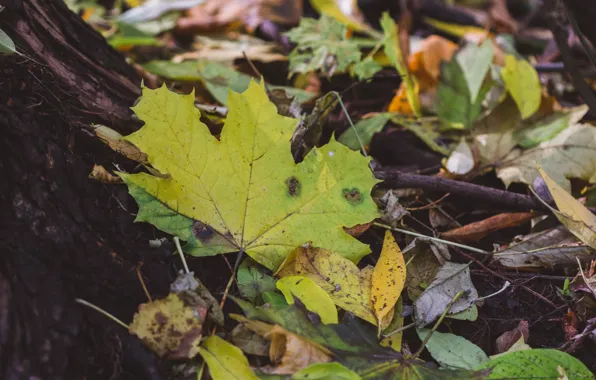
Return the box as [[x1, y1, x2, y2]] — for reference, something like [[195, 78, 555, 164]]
[[135, 262, 152, 302], [173, 237, 190, 274], [377, 170, 547, 211], [383, 322, 416, 338], [75, 298, 129, 330]]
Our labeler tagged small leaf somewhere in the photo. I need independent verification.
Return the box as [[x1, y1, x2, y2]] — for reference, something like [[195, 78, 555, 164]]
[[446, 304, 478, 321], [417, 329, 489, 370], [445, 138, 475, 175], [501, 55, 541, 119], [515, 105, 588, 148], [276, 245, 377, 324], [93, 124, 148, 163], [309, 0, 370, 32], [371, 231, 406, 325], [414, 262, 478, 327], [294, 362, 361, 380], [351, 56, 382, 80], [0, 28, 16, 55], [229, 324, 270, 356], [338, 113, 392, 151], [476, 349, 593, 379], [129, 293, 205, 359], [405, 243, 440, 301], [89, 164, 122, 183], [276, 276, 339, 324], [237, 258, 277, 304], [456, 40, 494, 103], [537, 165, 596, 249], [441, 212, 534, 243], [198, 336, 259, 380]]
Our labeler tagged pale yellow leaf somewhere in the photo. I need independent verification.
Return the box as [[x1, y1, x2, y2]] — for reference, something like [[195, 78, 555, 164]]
[[371, 231, 406, 324], [501, 55, 541, 120], [276, 276, 339, 324], [198, 336, 258, 380]]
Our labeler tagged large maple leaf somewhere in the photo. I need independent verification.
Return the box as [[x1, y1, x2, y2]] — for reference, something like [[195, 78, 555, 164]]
[[120, 81, 379, 270]]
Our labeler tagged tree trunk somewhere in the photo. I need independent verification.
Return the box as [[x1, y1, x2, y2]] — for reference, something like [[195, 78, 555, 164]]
[[0, 0, 209, 378]]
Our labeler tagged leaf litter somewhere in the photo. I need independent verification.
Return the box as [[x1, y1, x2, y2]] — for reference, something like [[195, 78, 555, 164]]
[[78, 0, 596, 378]]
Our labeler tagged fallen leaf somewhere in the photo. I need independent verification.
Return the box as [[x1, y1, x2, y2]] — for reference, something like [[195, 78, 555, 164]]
[[417, 329, 489, 370], [371, 231, 406, 325], [380, 297, 404, 351], [120, 81, 380, 271], [497, 124, 596, 192], [276, 245, 377, 324], [501, 55, 541, 120], [198, 335, 259, 380], [229, 324, 270, 356], [338, 112, 392, 151], [441, 212, 534, 243], [494, 226, 596, 269], [291, 92, 337, 158], [118, 0, 202, 24], [447, 304, 478, 321], [414, 262, 478, 327], [514, 105, 588, 149], [445, 138, 475, 175], [423, 17, 488, 39], [456, 39, 494, 103], [379, 190, 409, 227], [495, 320, 529, 355], [351, 56, 383, 80], [170, 271, 225, 326], [408, 35, 458, 91], [404, 243, 440, 301], [0, 28, 16, 55], [491, 336, 531, 359], [310, 0, 370, 33], [392, 116, 451, 156], [89, 164, 122, 183], [237, 258, 277, 304], [129, 293, 206, 359], [537, 166, 596, 249], [276, 276, 339, 324], [93, 124, 148, 163], [293, 362, 360, 380]]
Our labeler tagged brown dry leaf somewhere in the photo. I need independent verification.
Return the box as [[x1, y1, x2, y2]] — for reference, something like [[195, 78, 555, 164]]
[[343, 222, 372, 238], [234, 316, 332, 374], [176, 0, 302, 35], [441, 212, 534, 243], [93, 125, 148, 163], [129, 293, 206, 359], [489, 0, 518, 34], [89, 164, 122, 183], [495, 320, 529, 355]]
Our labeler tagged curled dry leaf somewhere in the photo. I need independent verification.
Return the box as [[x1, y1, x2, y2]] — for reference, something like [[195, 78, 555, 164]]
[[93, 124, 147, 163], [89, 164, 122, 183], [441, 212, 534, 243], [495, 320, 529, 355]]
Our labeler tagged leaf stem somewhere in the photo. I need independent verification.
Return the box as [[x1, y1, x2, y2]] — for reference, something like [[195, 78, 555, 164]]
[[383, 321, 416, 338], [174, 237, 190, 274], [411, 290, 465, 359], [373, 222, 490, 255], [75, 298, 129, 330]]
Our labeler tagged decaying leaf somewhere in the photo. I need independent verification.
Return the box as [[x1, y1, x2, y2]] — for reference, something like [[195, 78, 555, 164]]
[[229, 324, 270, 356], [494, 226, 596, 269], [501, 55, 541, 120], [120, 81, 380, 271], [276, 276, 339, 324], [170, 271, 225, 326], [237, 258, 277, 305], [198, 335, 259, 380], [417, 329, 489, 370], [537, 166, 596, 249], [441, 212, 534, 243], [291, 91, 337, 158], [89, 164, 122, 183], [414, 262, 478, 327], [276, 245, 377, 324], [371, 231, 406, 325], [495, 320, 529, 355], [379, 190, 409, 227], [405, 242, 440, 301], [129, 293, 206, 359], [93, 124, 148, 163]]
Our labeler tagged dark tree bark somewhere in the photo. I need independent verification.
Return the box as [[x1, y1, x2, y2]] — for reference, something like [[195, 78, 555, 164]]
[[0, 0, 218, 378]]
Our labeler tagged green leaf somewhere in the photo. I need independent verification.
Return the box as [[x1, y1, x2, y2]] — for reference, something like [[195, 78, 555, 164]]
[[0, 28, 16, 55], [338, 113, 391, 150], [514, 105, 588, 148], [120, 81, 380, 271], [108, 23, 159, 48], [476, 349, 594, 379], [237, 258, 277, 304], [351, 57, 382, 80], [456, 40, 494, 103], [294, 362, 361, 380], [436, 58, 490, 129], [276, 276, 339, 324], [381, 12, 420, 117], [262, 292, 288, 307], [501, 55, 541, 120], [417, 329, 489, 370], [393, 117, 451, 156], [198, 336, 259, 380], [142, 61, 313, 106], [446, 304, 478, 321]]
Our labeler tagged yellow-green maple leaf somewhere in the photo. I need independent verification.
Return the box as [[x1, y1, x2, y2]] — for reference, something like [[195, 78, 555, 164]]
[[120, 81, 379, 270]]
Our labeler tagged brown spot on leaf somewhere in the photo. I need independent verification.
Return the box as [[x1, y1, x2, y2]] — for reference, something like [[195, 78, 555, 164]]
[[192, 221, 215, 242], [285, 176, 301, 196], [342, 188, 362, 205]]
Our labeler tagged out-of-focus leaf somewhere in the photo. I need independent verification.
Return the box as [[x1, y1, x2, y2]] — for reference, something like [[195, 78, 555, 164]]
[[119, 0, 203, 24], [393, 117, 451, 156], [0, 28, 16, 55], [237, 258, 277, 304], [475, 349, 593, 379], [277, 276, 339, 324], [497, 124, 596, 191], [514, 105, 588, 148], [493, 226, 595, 269], [381, 12, 420, 117], [456, 40, 494, 103], [414, 262, 478, 327], [441, 212, 534, 243], [198, 336, 259, 380], [276, 245, 377, 325], [129, 293, 206, 359], [294, 362, 361, 380], [501, 55, 541, 119], [338, 113, 392, 151], [351, 57, 382, 80], [309, 0, 371, 33], [108, 23, 160, 49], [445, 139, 475, 175], [417, 329, 489, 370], [371, 231, 406, 325], [229, 324, 270, 356], [423, 17, 488, 38], [132, 12, 181, 35], [537, 166, 596, 249]]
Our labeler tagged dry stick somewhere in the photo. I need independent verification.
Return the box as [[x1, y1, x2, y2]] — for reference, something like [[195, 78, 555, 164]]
[[75, 298, 129, 330], [383, 321, 416, 338], [411, 290, 465, 359], [135, 263, 152, 302]]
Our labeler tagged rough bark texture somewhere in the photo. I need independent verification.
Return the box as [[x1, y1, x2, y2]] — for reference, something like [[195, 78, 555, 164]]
[[0, 0, 210, 379]]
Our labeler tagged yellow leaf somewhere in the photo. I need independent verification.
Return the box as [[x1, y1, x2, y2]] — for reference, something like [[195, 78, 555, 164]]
[[129, 293, 205, 359], [276, 276, 339, 324], [381, 12, 420, 117], [537, 165, 596, 249], [276, 245, 376, 324], [309, 0, 371, 33], [423, 17, 489, 38], [233, 315, 332, 375], [501, 55, 541, 119], [371, 231, 406, 324], [198, 336, 259, 380], [119, 81, 380, 271]]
